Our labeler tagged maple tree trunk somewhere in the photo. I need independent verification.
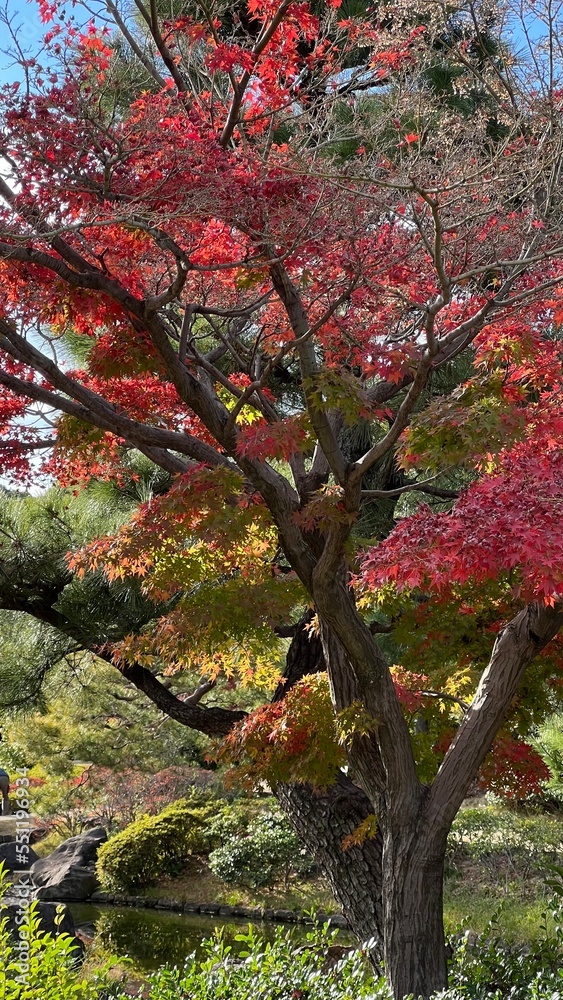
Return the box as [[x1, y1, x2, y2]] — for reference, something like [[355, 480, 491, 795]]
[[273, 616, 385, 961], [382, 823, 448, 999], [276, 775, 385, 963], [277, 778, 450, 999]]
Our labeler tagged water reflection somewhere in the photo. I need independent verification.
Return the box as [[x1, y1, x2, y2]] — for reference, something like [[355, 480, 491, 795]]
[[70, 903, 354, 972]]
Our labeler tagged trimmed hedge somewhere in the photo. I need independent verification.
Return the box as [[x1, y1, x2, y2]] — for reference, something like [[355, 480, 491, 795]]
[[96, 798, 212, 893]]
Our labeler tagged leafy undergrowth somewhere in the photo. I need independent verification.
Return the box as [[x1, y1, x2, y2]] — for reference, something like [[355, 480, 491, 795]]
[[3, 861, 563, 1000], [83, 911, 563, 1000]]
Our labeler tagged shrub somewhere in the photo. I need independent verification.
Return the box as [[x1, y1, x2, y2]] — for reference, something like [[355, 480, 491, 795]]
[[532, 713, 563, 802], [31, 764, 222, 837], [141, 923, 380, 1000], [123, 916, 563, 1000], [208, 809, 315, 889], [96, 798, 213, 893], [447, 805, 563, 880], [444, 898, 563, 1000], [0, 864, 118, 999]]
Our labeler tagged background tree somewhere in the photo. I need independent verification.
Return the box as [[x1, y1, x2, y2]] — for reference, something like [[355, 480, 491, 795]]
[[2, 2, 563, 997]]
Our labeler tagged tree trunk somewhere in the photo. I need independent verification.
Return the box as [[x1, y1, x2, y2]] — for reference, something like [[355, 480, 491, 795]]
[[273, 616, 385, 963], [382, 823, 448, 1000], [276, 774, 385, 964]]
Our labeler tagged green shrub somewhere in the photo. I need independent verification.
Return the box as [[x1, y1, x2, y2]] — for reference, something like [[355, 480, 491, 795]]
[[126, 916, 563, 1000], [444, 898, 563, 999], [208, 809, 315, 889], [140, 923, 381, 1000], [96, 798, 213, 893], [0, 864, 119, 999], [448, 806, 563, 864], [533, 713, 563, 801]]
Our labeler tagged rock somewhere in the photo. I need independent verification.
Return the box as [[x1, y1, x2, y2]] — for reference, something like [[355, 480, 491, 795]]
[[218, 905, 234, 916], [328, 914, 349, 928], [0, 841, 39, 872], [30, 827, 107, 902], [183, 902, 200, 912], [90, 890, 111, 903], [200, 903, 220, 914], [0, 898, 84, 957]]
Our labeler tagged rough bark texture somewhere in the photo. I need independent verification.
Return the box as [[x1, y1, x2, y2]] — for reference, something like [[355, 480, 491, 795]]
[[382, 810, 447, 999], [277, 774, 384, 964], [273, 620, 385, 963]]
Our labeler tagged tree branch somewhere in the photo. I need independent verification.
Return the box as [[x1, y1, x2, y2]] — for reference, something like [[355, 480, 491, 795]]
[[428, 602, 563, 838], [270, 260, 348, 485]]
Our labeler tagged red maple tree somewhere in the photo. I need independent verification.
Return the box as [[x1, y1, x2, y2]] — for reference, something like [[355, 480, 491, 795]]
[[2, 1, 563, 995]]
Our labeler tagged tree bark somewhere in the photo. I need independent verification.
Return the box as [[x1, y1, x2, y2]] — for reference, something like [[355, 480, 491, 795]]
[[277, 775, 385, 964], [272, 615, 385, 963], [383, 825, 447, 1000]]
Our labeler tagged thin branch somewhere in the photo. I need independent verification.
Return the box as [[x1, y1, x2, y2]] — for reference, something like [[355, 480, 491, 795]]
[[361, 470, 459, 501], [181, 678, 216, 706], [220, 0, 294, 148], [105, 0, 166, 89]]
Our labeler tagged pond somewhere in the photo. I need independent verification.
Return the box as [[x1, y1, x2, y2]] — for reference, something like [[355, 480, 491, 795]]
[[70, 903, 356, 972]]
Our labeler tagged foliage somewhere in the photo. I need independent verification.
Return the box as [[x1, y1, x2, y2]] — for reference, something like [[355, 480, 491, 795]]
[[131, 923, 381, 1000], [4, 852, 563, 1000], [0, 864, 119, 999], [2, 656, 209, 777], [25, 763, 220, 838], [445, 899, 563, 1000], [217, 674, 345, 789], [108, 906, 563, 1000], [532, 713, 563, 801], [208, 808, 315, 889], [0, 483, 169, 714], [96, 798, 213, 893], [448, 805, 563, 877], [4, 0, 563, 993]]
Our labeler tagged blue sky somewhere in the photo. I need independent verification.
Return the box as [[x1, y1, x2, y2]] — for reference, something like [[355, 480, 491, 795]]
[[0, 0, 46, 83]]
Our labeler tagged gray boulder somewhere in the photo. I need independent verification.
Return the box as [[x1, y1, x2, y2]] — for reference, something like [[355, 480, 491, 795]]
[[0, 841, 39, 872], [0, 897, 83, 956], [30, 827, 107, 902]]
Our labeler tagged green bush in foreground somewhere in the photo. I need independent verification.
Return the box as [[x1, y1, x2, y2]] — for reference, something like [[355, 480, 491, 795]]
[[3, 906, 563, 1000], [123, 914, 563, 1000], [96, 798, 212, 893], [0, 866, 118, 1000]]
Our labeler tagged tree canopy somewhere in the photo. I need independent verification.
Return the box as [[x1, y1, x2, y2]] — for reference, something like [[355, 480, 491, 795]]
[[2, 1, 563, 996]]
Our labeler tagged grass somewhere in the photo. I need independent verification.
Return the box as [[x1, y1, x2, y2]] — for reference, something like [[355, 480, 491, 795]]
[[139, 858, 335, 912], [443, 888, 552, 943]]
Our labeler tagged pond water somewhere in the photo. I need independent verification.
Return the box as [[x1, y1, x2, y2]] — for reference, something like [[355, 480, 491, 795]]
[[70, 903, 355, 972]]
